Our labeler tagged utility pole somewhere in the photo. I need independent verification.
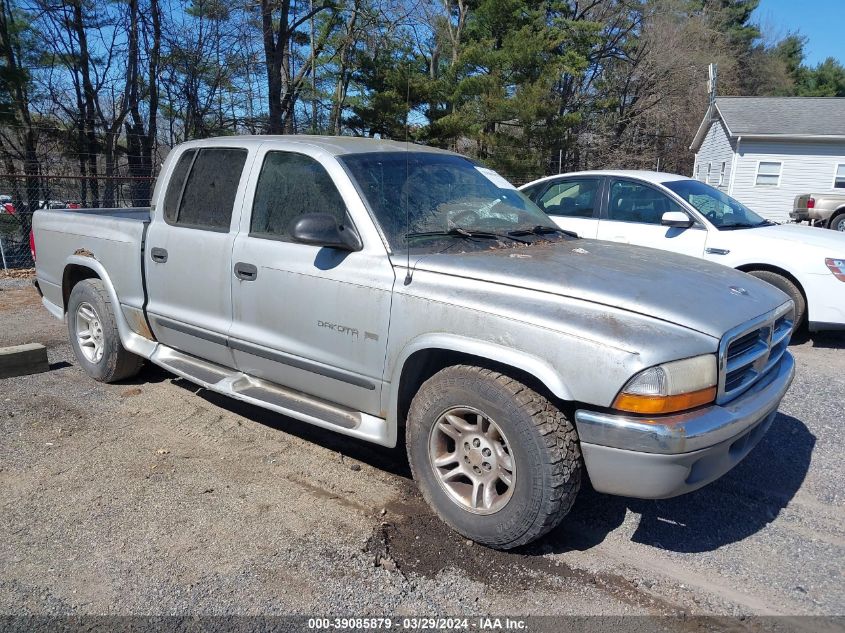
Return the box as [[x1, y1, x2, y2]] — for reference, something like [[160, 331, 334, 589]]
[[311, 0, 318, 132], [708, 63, 718, 109]]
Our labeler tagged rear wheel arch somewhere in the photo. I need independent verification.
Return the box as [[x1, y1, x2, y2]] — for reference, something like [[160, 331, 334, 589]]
[[62, 263, 101, 311], [828, 208, 845, 230]]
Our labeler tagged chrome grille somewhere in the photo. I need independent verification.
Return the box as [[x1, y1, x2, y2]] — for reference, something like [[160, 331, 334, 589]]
[[717, 303, 794, 404]]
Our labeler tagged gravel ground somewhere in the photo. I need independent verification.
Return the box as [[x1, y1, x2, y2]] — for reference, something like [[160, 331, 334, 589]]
[[1, 277, 843, 622]]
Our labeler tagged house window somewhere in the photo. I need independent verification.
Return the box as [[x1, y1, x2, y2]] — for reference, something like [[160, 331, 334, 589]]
[[707, 163, 712, 183], [755, 161, 782, 186], [695, 164, 700, 180], [835, 164, 845, 189], [719, 162, 726, 186]]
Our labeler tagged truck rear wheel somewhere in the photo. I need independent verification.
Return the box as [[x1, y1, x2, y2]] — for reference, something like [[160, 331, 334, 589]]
[[67, 279, 144, 383], [830, 212, 845, 232], [406, 365, 581, 549]]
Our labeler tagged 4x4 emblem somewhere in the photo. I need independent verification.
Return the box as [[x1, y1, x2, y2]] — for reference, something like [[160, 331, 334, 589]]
[[729, 286, 749, 296]]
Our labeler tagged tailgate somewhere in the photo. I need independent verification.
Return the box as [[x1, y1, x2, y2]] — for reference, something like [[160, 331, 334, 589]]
[[793, 194, 812, 211]]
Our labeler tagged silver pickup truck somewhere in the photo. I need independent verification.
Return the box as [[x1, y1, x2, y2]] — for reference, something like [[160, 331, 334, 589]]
[[33, 136, 795, 549]]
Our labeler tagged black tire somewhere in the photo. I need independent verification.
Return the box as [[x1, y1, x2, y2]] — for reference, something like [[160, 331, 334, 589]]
[[746, 270, 806, 330], [406, 365, 581, 550], [829, 212, 845, 233], [67, 278, 144, 383]]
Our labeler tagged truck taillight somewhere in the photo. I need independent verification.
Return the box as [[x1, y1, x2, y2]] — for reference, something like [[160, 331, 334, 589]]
[[807, 197, 815, 209], [29, 230, 36, 262]]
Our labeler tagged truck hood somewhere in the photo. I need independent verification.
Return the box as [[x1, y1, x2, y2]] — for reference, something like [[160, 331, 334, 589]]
[[410, 239, 789, 338]]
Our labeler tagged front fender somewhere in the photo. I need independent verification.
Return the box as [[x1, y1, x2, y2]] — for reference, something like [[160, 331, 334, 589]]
[[385, 332, 574, 430]]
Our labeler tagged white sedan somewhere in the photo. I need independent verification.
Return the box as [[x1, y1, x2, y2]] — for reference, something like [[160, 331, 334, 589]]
[[520, 170, 845, 331]]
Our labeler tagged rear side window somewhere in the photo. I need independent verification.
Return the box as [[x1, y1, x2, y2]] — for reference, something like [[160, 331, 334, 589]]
[[538, 179, 598, 218], [250, 151, 347, 241], [608, 179, 683, 224], [167, 148, 248, 231], [163, 149, 195, 223]]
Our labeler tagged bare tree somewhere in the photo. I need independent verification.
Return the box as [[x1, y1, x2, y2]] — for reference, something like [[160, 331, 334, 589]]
[[0, 0, 41, 214], [260, 0, 337, 133]]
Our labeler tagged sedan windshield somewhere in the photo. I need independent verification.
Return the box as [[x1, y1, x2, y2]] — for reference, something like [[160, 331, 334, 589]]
[[340, 151, 563, 252], [662, 179, 773, 230]]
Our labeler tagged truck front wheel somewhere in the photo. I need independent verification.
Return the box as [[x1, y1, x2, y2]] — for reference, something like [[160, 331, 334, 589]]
[[67, 279, 144, 383], [406, 365, 581, 549]]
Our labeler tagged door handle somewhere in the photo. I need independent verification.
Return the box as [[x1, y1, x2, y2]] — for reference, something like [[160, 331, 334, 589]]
[[234, 262, 258, 281], [150, 247, 168, 263]]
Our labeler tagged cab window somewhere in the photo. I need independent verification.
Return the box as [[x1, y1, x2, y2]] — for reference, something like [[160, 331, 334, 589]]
[[250, 151, 348, 242], [165, 147, 248, 231]]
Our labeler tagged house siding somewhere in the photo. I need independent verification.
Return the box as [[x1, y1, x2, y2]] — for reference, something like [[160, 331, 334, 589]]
[[693, 119, 734, 190], [730, 140, 845, 222]]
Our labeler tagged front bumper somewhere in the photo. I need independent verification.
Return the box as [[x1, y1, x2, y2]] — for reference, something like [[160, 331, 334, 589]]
[[573, 352, 795, 499]]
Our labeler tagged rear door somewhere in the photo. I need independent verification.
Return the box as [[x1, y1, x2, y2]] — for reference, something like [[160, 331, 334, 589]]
[[228, 146, 394, 415], [596, 178, 707, 256], [523, 177, 601, 238], [144, 145, 251, 367]]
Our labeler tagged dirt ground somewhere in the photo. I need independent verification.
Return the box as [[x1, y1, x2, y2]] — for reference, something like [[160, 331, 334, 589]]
[[1, 278, 843, 624]]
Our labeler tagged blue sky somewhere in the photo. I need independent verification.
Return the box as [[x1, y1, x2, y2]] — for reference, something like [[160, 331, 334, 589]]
[[754, 0, 844, 66]]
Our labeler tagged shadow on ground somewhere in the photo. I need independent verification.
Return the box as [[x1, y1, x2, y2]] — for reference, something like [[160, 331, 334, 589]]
[[543, 412, 815, 555], [164, 371, 813, 557], [790, 329, 845, 349], [169, 376, 411, 479]]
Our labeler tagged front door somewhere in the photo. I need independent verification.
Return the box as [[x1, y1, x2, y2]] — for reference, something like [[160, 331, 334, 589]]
[[228, 148, 394, 415], [597, 178, 707, 256], [144, 145, 251, 367]]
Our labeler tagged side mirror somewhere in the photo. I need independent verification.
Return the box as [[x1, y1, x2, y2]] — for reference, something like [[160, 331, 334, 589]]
[[291, 213, 362, 251], [661, 211, 694, 228]]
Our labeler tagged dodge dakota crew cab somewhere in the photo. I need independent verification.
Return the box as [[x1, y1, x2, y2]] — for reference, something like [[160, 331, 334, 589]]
[[33, 136, 795, 549]]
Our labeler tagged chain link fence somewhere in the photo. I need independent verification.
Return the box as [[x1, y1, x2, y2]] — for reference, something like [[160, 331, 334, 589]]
[[0, 174, 156, 271]]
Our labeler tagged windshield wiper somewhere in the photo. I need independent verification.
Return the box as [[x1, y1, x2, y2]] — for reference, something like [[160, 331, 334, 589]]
[[508, 225, 578, 239], [405, 227, 530, 243], [718, 222, 757, 230]]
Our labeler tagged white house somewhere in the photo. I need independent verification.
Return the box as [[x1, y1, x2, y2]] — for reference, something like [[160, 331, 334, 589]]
[[690, 96, 845, 222]]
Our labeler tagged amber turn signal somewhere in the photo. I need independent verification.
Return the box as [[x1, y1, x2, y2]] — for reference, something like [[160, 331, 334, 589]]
[[612, 386, 717, 415]]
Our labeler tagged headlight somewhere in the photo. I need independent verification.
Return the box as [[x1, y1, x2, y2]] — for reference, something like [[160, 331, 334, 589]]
[[825, 258, 845, 282], [612, 354, 717, 415]]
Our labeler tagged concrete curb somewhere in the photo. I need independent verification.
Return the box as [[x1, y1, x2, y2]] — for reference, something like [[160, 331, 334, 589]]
[[0, 343, 50, 379]]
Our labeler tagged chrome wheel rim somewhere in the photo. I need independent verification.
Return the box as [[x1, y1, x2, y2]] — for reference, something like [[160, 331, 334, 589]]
[[75, 302, 105, 363], [428, 406, 516, 515]]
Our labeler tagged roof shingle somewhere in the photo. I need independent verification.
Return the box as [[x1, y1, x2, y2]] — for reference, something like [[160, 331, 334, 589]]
[[715, 96, 845, 136]]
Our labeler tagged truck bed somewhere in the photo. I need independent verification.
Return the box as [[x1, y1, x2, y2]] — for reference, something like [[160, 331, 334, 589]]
[[72, 207, 151, 221], [33, 207, 151, 321]]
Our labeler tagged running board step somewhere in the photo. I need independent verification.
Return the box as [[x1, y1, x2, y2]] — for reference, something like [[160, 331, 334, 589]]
[[149, 345, 394, 446]]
